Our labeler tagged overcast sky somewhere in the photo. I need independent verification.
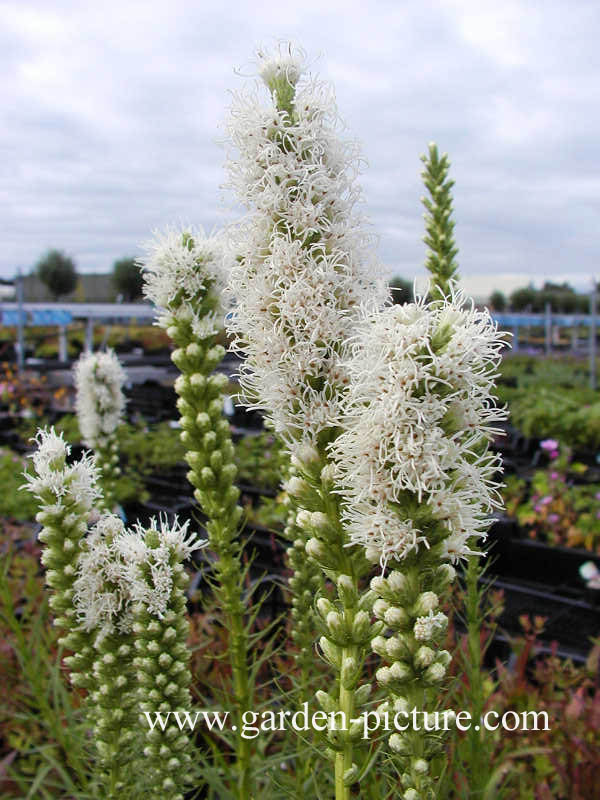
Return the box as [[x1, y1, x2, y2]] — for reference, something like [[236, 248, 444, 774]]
[[2, 0, 599, 297]]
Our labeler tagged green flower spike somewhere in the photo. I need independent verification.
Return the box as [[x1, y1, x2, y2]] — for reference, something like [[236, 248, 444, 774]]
[[139, 227, 254, 798]]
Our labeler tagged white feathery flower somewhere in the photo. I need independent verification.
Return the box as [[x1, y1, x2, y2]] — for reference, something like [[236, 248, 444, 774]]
[[413, 612, 448, 642], [73, 514, 129, 640], [32, 427, 69, 474], [74, 350, 127, 448], [139, 226, 227, 336], [23, 427, 101, 510], [74, 513, 205, 636], [125, 515, 206, 619], [225, 45, 387, 447], [331, 288, 507, 567], [257, 42, 305, 93]]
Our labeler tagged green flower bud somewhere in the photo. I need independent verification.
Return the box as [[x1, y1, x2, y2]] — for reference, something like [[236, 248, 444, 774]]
[[341, 656, 359, 690], [200, 467, 215, 487], [195, 412, 211, 431], [316, 597, 335, 620], [413, 758, 429, 775], [372, 635, 388, 657], [337, 574, 358, 608], [389, 661, 411, 683], [210, 450, 223, 472], [389, 733, 411, 755], [373, 599, 389, 620], [384, 606, 408, 628], [414, 646, 435, 669], [376, 666, 392, 686], [319, 636, 341, 668], [351, 610, 371, 642], [413, 591, 439, 616], [424, 661, 446, 682], [326, 611, 346, 642], [190, 373, 206, 389], [386, 634, 411, 661], [316, 690, 338, 714], [370, 575, 388, 595], [343, 763, 360, 786], [354, 683, 371, 706], [387, 571, 408, 594]]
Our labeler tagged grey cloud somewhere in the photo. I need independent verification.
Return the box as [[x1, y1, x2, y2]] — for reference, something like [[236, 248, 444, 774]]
[[2, 0, 599, 294]]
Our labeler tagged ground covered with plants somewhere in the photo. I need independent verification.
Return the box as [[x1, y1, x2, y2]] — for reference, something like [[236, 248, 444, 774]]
[[1, 43, 599, 800]]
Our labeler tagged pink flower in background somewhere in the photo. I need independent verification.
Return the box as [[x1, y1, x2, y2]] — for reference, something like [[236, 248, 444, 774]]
[[550, 471, 560, 481], [540, 439, 559, 459], [540, 495, 553, 506], [547, 514, 559, 524], [541, 439, 558, 451]]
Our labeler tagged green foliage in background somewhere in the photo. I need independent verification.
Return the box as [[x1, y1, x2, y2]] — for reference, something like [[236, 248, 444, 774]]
[[36, 250, 78, 300], [112, 258, 144, 302], [0, 450, 40, 521]]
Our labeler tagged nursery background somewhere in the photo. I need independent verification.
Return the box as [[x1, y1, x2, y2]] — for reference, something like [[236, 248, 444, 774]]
[[1, 2, 600, 800]]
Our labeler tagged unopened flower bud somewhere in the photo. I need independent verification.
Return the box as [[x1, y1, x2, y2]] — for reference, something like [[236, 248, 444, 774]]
[[389, 733, 410, 755], [413, 591, 439, 616], [376, 666, 392, 686], [384, 606, 408, 628], [371, 635, 388, 657], [316, 597, 335, 620], [414, 646, 435, 669], [387, 571, 408, 593], [424, 661, 446, 682], [389, 661, 411, 683], [373, 599, 389, 619], [351, 610, 371, 642], [370, 575, 387, 594]]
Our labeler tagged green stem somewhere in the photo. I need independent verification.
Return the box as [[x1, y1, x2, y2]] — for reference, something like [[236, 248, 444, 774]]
[[335, 640, 357, 800], [230, 603, 252, 798], [464, 553, 489, 796], [172, 336, 253, 798]]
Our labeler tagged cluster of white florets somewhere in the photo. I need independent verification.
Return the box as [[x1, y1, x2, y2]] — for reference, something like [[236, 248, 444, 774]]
[[225, 48, 386, 446], [126, 516, 204, 618], [331, 289, 507, 567], [73, 514, 131, 641], [24, 427, 101, 510], [139, 226, 227, 340], [74, 350, 127, 449], [73, 513, 204, 639]]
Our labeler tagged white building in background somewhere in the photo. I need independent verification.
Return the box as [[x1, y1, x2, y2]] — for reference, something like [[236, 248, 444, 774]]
[[0, 280, 15, 301]]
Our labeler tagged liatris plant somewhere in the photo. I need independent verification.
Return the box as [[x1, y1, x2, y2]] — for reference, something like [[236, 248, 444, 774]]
[[330, 290, 507, 797], [127, 517, 202, 800], [73, 511, 202, 799], [225, 44, 386, 797], [74, 349, 127, 510], [421, 141, 502, 796], [421, 143, 459, 302], [22, 428, 100, 691], [139, 227, 254, 797], [72, 512, 139, 797]]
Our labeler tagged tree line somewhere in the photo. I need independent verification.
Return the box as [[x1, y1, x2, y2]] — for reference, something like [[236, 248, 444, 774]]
[[389, 276, 592, 314], [32, 250, 143, 301]]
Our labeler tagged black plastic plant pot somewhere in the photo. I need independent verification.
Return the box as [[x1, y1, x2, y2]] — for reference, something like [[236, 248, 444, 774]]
[[123, 496, 196, 528], [481, 575, 599, 660], [144, 466, 192, 498], [236, 482, 278, 507], [485, 517, 600, 593], [240, 521, 287, 571]]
